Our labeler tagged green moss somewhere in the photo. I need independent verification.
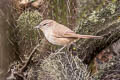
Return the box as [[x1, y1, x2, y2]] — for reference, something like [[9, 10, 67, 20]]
[[17, 10, 42, 42], [88, 11, 99, 23], [106, 3, 116, 14]]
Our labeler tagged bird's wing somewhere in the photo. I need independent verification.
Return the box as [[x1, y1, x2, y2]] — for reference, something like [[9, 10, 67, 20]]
[[53, 24, 103, 39], [53, 24, 78, 38]]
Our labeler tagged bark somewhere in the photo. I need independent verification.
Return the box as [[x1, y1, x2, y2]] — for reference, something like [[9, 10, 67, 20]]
[[0, 0, 18, 80]]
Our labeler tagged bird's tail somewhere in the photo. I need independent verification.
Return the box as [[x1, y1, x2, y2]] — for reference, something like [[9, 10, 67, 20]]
[[77, 34, 103, 39]]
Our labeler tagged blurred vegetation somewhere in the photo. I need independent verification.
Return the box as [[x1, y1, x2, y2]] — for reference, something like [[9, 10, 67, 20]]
[[17, 10, 42, 56]]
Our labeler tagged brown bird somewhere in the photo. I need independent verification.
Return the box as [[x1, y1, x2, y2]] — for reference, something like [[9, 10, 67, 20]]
[[35, 19, 102, 46]]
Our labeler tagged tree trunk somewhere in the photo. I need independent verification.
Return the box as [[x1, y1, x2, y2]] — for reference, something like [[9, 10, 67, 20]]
[[0, 0, 17, 80]]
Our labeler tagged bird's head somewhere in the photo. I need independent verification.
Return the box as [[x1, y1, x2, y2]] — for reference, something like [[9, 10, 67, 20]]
[[34, 19, 55, 31]]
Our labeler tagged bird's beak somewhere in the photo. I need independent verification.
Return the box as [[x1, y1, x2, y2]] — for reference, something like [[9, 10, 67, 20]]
[[34, 25, 41, 29]]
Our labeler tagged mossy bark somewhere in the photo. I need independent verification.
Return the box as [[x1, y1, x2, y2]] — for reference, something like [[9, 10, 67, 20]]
[[75, 0, 120, 64]]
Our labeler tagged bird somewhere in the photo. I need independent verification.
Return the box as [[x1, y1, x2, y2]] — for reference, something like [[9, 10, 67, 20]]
[[35, 19, 103, 46]]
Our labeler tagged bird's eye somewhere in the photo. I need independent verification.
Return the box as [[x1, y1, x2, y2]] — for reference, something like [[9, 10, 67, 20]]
[[43, 23, 48, 26]]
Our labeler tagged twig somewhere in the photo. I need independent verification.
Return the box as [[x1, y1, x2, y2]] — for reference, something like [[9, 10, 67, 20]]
[[20, 44, 40, 72], [55, 45, 66, 54]]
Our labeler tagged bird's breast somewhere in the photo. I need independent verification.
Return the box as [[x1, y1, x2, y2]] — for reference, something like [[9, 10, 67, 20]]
[[44, 29, 58, 45]]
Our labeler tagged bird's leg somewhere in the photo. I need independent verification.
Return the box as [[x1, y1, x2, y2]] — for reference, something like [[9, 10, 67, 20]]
[[66, 42, 75, 52], [55, 42, 74, 54]]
